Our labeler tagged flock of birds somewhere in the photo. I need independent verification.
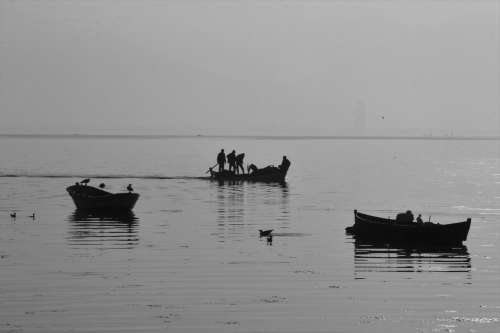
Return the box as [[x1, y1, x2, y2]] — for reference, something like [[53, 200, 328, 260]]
[[9, 211, 35, 221], [9, 179, 135, 222], [9, 179, 275, 244], [79, 178, 134, 193]]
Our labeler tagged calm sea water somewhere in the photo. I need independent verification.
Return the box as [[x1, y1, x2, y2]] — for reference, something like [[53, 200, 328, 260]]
[[1, 136, 499, 333]]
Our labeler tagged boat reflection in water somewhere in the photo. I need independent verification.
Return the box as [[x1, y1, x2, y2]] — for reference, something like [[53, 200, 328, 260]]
[[67, 209, 139, 249], [352, 238, 471, 280], [212, 181, 290, 243]]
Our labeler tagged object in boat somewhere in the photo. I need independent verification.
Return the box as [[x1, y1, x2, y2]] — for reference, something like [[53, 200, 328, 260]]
[[259, 229, 273, 237], [346, 210, 471, 245], [209, 162, 289, 182], [66, 184, 139, 211], [80, 178, 90, 186]]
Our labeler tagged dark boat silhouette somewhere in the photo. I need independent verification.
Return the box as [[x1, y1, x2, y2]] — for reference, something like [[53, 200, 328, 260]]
[[346, 210, 471, 245], [66, 184, 139, 211], [209, 165, 288, 183]]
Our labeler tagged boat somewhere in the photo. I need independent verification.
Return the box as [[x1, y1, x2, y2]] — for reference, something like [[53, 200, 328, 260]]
[[209, 167, 288, 182], [66, 184, 139, 211], [346, 210, 471, 245]]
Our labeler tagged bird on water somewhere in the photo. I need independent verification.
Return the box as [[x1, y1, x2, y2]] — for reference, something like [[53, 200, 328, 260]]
[[266, 234, 273, 245], [259, 229, 273, 237]]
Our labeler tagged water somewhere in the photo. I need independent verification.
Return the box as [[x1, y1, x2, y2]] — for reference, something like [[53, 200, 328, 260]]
[[1, 136, 500, 332]]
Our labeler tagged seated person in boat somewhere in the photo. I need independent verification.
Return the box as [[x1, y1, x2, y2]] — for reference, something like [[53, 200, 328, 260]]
[[396, 210, 414, 224], [235, 153, 245, 174], [416, 214, 423, 224], [279, 155, 291, 173]]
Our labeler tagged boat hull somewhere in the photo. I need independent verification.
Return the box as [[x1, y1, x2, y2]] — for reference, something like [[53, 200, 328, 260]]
[[209, 167, 287, 183], [347, 210, 471, 245], [67, 185, 139, 211]]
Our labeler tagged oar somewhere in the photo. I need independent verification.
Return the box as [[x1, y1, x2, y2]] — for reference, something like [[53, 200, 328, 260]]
[[205, 163, 218, 174]]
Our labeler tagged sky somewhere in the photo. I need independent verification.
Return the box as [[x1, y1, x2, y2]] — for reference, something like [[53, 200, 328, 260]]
[[0, 0, 499, 136]]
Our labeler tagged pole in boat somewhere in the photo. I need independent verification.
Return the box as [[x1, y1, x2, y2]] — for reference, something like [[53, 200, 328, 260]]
[[205, 163, 218, 174]]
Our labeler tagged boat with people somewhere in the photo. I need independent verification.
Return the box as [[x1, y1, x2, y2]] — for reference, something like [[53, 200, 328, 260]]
[[346, 210, 471, 245], [208, 149, 291, 182], [66, 180, 139, 211], [209, 164, 289, 182]]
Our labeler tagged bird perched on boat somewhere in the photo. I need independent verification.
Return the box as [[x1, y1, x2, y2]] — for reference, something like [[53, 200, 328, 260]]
[[259, 229, 273, 237], [126, 184, 134, 193], [10, 212, 16, 219], [80, 178, 90, 186]]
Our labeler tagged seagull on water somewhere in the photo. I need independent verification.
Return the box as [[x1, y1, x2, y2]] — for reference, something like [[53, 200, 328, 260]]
[[266, 234, 273, 245], [259, 229, 273, 237]]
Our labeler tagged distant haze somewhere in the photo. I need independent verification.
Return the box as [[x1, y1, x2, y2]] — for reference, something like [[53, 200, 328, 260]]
[[0, 1, 498, 136]]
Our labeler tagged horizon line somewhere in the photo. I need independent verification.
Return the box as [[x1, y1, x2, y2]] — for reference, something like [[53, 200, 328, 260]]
[[2, 133, 500, 141]]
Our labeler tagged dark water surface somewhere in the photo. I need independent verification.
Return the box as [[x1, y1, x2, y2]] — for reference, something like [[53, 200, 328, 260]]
[[1, 137, 499, 332]]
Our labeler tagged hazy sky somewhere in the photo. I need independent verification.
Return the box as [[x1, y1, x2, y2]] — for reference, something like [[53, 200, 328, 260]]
[[0, 0, 498, 135]]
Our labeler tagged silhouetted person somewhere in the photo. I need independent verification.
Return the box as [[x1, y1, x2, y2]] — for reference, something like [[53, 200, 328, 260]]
[[227, 150, 237, 173], [396, 210, 414, 224], [247, 164, 258, 174], [406, 210, 414, 223], [279, 156, 291, 173], [235, 153, 245, 174], [217, 149, 226, 172], [416, 214, 423, 224], [127, 184, 134, 193], [99, 183, 106, 189]]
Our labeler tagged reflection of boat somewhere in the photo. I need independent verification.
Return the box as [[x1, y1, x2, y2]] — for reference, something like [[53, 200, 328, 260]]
[[70, 209, 138, 224], [347, 210, 471, 245], [67, 209, 139, 248], [209, 166, 289, 183], [66, 185, 139, 211], [353, 239, 471, 274]]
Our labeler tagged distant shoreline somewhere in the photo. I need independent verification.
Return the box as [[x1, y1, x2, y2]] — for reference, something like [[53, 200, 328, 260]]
[[2, 133, 500, 141]]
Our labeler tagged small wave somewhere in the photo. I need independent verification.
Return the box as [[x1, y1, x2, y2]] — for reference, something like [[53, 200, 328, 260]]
[[0, 173, 209, 180]]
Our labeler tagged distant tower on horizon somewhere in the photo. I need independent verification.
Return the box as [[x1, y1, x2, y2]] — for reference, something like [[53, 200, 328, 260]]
[[354, 100, 366, 135]]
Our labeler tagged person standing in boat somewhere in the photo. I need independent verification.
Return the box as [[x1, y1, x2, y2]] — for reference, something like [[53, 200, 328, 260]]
[[235, 153, 245, 174], [279, 155, 291, 173], [227, 150, 237, 173], [217, 149, 226, 172]]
